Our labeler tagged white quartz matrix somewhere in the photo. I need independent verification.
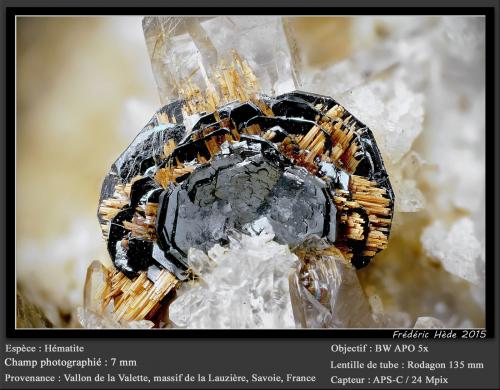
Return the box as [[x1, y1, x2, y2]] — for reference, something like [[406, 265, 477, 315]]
[[169, 219, 298, 328]]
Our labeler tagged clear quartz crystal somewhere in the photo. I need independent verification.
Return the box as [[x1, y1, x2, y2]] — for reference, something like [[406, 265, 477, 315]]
[[290, 251, 376, 329], [327, 259, 377, 328], [169, 219, 298, 328], [289, 256, 341, 329], [83, 260, 110, 315], [142, 16, 299, 105]]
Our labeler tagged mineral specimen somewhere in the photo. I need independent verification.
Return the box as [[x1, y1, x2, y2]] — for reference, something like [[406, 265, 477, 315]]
[[96, 80, 394, 324], [94, 16, 395, 326], [100, 94, 393, 265]]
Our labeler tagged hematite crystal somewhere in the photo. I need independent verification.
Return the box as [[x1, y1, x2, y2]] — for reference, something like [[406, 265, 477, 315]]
[[157, 141, 335, 259], [98, 85, 394, 325]]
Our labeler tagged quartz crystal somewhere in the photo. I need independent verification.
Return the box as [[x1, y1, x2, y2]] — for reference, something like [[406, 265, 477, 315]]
[[393, 151, 427, 212], [394, 179, 425, 212], [369, 294, 412, 328], [143, 16, 299, 105], [77, 308, 154, 329], [83, 260, 111, 314], [169, 219, 298, 328], [333, 80, 424, 165], [325, 259, 377, 328], [289, 254, 342, 328], [414, 316, 445, 329], [289, 241, 376, 328], [421, 218, 483, 285]]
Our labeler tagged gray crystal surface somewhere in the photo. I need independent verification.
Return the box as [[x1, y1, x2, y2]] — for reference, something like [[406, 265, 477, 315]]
[[158, 142, 334, 256]]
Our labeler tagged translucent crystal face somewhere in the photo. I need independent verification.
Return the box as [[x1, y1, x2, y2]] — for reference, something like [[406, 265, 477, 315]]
[[142, 16, 300, 104], [98, 91, 394, 284]]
